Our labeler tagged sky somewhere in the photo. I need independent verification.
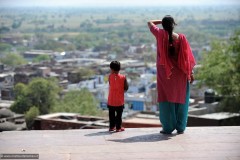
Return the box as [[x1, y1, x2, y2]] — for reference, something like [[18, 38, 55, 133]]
[[0, 0, 239, 7]]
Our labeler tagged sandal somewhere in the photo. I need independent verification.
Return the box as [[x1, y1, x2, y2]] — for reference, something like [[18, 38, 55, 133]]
[[116, 127, 125, 132], [109, 127, 116, 132]]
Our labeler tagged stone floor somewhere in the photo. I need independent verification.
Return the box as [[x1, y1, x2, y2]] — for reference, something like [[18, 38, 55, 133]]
[[0, 126, 240, 160]]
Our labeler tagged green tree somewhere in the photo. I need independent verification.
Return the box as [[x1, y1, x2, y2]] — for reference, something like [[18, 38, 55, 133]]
[[197, 30, 240, 112], [27, 78, 60, 114], [0, 43, 12, 52], [11, 83, 31, 114], [12, 20, 22, 29], [68, 68, 95, 83], [11, 78, 60, 114], [25, 106, 39, 129], [74, 34, 94, 51], [52, 89, 103, 116], [111, 46, 124, 54], [32, 54, 50, 63], [0, 53, 27, 67], [0, 26, 10, 33]]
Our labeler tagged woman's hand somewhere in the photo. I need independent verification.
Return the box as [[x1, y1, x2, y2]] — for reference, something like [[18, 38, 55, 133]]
[[190, 74, 194, 84], [147, 20, 162, 28]]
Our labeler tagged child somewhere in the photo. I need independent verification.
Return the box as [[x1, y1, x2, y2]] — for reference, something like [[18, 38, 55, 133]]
[[108, 61, 128, 132]]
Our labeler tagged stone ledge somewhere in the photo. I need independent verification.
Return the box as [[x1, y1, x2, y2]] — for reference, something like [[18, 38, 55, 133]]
[[0, 126, 240, 160]]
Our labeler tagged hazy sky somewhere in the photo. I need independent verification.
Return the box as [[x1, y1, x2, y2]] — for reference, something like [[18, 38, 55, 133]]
[[1, 0, 239, 7]]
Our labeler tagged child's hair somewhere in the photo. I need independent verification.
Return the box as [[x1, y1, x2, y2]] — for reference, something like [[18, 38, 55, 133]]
[[110, 61, 121, 72]]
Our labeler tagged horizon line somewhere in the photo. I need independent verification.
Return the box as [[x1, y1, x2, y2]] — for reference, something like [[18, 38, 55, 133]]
[[0, 4, 239, 8]]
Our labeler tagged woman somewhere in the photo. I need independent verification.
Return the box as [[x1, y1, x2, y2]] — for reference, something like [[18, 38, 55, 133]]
[[148, 15, 196, 134]]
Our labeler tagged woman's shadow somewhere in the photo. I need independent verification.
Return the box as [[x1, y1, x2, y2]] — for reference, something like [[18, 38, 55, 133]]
[[85, 131, 176, 143], [108, 133, 176, 143]]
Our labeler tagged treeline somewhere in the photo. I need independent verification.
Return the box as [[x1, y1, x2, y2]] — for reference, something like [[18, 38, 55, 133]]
[[10, 78, 104, 129], [1, 6, 239, 51], [197, 30, 240, 114]]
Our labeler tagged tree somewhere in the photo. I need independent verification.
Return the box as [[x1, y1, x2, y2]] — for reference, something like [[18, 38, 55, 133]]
[[12, 20, 22, 29], [52, 89, 103, 116], [0, 53, 27, 67], [0, 43, 12, 52], [32, 54, 50, 63], [74, 34, 94, 51], [11, 78, 60, 114], [197, 30, 240, 113], [68, 68, 95, 83], [11, 83, 32, 114], [25, 106, 39, 129], [0, 26, 10, 33], [27, 78, 60, 114]]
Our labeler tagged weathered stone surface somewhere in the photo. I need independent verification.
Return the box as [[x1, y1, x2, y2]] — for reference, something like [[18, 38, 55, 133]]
[[0, 127, 240, 160]]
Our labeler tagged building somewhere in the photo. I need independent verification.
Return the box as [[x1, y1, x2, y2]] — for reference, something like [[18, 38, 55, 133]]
[[122, 111, 161, 128], [125, 93, 146, 111], [188, 101, 240, 126], [22, 50, 54, 62], [34, 113, 108, 130], [0, 108, 26, 131]]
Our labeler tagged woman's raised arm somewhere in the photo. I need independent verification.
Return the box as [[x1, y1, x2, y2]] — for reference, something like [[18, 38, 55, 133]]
[[147, 20, 162, 28]]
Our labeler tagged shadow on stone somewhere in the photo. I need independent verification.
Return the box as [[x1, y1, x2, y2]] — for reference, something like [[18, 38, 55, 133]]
[[85, 131, 113, 136], [108, 133, 176, 143]]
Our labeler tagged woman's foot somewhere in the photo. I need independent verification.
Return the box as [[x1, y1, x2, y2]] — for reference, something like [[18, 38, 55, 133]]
[[160, 130, 171, 134], [116, 127, 125, 132], [177, 131, 184, 134]]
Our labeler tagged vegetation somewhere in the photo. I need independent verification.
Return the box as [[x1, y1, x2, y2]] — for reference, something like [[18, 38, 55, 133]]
[[52, 89, 104, 116], [1, 5, 239, 122], [0, 53, 27, 67], [25, 106, 40, 129], [0, 43, 12, 52], [11, 78, 60, 114], [32, 54, 51, 63], [197, 30, 240, 113], [68, 68, 96, 83], [0, 6, 239, 54], [11, 77, 104, 129]]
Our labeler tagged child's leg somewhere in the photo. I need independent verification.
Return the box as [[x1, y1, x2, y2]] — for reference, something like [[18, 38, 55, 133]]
[[115, 106, 124, 130], [108, 106, 116, 129]]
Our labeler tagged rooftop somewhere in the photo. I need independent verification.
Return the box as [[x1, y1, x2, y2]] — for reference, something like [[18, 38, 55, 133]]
[[1, 126, 240, 160], [198, 112, 240, 119]]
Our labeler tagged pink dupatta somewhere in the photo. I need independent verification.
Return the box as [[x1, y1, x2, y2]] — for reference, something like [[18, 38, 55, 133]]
[[159, 32, 196, 80]]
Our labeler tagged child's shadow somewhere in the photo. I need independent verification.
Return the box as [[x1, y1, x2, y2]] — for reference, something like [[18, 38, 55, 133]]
[[108, 133, 176, 143], [85, 131, 113, 137]]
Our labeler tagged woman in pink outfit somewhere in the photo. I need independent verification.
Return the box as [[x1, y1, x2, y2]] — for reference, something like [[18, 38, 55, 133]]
[[148, 15, 196, 134]]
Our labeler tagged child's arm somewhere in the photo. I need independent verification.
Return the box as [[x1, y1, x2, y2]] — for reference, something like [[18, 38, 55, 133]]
[[124, 77, 129, 92]]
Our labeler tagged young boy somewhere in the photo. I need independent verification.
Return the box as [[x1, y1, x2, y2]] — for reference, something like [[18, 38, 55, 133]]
[[108, 61, 128, 132]]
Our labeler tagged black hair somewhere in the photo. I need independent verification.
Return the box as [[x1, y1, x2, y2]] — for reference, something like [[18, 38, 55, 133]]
[[110, 61, 121, 72], [162, 15, 177, 56]]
